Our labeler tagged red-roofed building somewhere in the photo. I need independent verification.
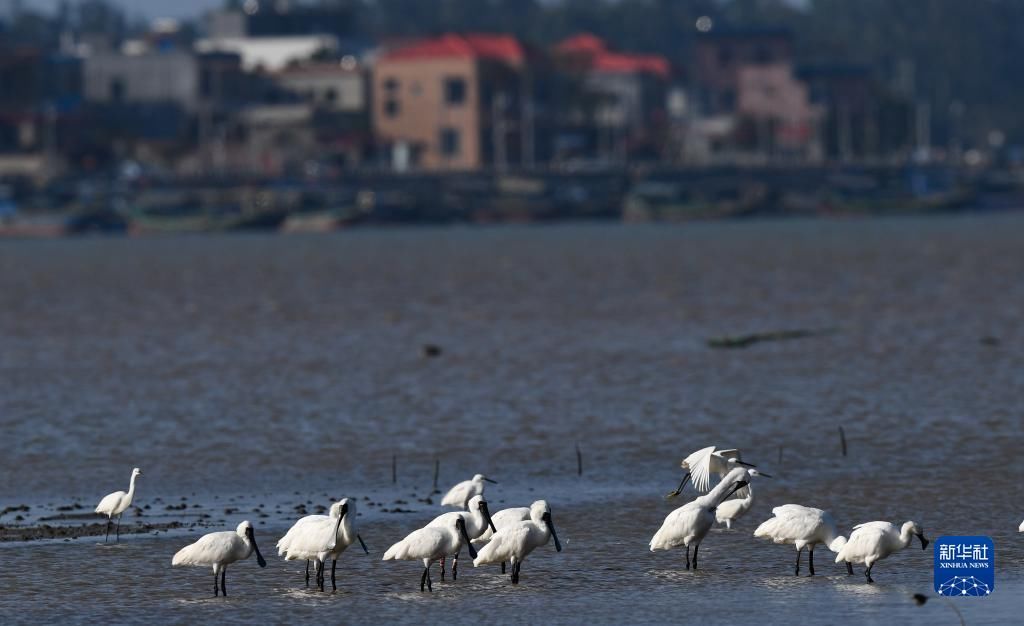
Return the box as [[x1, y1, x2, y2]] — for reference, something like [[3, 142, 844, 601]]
[[551, 34, 672, 162], [373, 34, 527, 170]]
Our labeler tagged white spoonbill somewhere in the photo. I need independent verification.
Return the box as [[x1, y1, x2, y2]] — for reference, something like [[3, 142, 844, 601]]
[[276, 498, 369, 591], [171, 520, 268, 596], [753, 504, 850, 575], [382, 516, 477, 591], [441, 474, 497, 509], [472, 500, 562, 584], [427, 494, 496, 580], [650, 467, 749, 569], [715, 468, 770, 529], [94, 467, 141, 543], [666, 446, 755, 498], [834, 520, 928, 583]]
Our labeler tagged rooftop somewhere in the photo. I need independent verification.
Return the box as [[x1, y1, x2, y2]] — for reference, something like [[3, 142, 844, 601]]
[[380, 33, 524, 66]]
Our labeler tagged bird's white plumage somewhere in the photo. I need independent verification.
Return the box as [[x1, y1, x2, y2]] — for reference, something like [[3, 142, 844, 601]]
[[277, 499, 358, 562], [753, 504, 847, 552], [680, 447, 745, 493], [472, 500, 559, 568], [1019, 519, 1024, 532], [441, 474, 492, 509], [95, 467, 141, 517], [472, 506, 530, 545], [834, 520, 926, 572], [428, 495, 493, 540], [172, 521, 262, 572], [383, 519, 468, 568], [651, 467, 748, 552], [714, 469, 765, 528]]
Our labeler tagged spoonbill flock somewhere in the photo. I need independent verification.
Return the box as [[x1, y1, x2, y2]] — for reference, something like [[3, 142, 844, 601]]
[[85, 447, 955, 598]]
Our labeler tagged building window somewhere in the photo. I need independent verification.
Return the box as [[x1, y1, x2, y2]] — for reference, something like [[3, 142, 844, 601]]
[[324, 87, 337, 104], [384, 99, 400, 117], [384, 77, 399, 92], [110, 78, 125, 102], [440, 127, 460, 157], [444, 77, 466, 105]]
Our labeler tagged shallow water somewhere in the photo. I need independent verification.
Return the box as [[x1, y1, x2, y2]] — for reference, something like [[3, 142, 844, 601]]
[[2, 216, 1023, 623]]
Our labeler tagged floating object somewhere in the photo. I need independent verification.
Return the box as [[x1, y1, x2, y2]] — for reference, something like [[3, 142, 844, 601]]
[[95, 467, 141, 543], [753, 504, 849, 575], [473, 500, 561, 584], [707, 328, 835, 349], [172, 521, 267, 596], [834, 520, 928, 583], [441, 474, 497, 509]]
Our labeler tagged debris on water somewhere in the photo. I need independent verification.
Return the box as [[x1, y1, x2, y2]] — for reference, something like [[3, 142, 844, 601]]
[[224, 507, 238, 514], [394, 500, 407, 505], [165, 503, 187, 511], [707, 328, 836, 349], [422, 344, 442, 358]]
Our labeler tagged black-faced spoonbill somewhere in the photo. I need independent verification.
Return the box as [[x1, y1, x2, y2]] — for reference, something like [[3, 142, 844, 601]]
[[472, 500, 562, 584], [650, 467, 749, 569], [753, 504, 850, 575], [94, 467, 141, 543], [666, 446, 756, 498], [715, 468, 770, 529], [276, 498, 369, 591], [427, 494, 496, 580], [382, 517, 477, 591], [834, 520, 928, 583], [171, 520, 268, 596], [441, 474, 497, 509]]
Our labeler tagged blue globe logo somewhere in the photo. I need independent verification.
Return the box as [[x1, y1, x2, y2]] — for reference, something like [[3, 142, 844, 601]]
[[937, 575, 992, 596]]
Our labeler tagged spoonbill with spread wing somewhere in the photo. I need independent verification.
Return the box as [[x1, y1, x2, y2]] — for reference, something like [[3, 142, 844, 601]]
[[666, 447, 755, 498]]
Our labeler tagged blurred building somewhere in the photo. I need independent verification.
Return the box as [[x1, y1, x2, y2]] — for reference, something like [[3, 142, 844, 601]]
[[372, 33, 526, 171]]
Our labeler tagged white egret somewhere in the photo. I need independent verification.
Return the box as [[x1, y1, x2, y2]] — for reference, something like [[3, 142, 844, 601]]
[[382, 516, 477, 591], [650, 467, 749, 569], [171, 520, 267, 596], [666, 446, 755, 498], [834, 520, 928, 583], [472, 500, 562, 584], [427, 494, 496, 580], [277, 498, 369, 591], [441, 474, 497, 509], [753, 504, 850, 575], [715, 468, 770, 529], [94, 467, 141, 543]]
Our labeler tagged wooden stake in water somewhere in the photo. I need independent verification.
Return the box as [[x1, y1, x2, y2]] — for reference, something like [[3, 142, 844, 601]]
[[778, 445, 784, 464], [576, 443, 583, 477], [838, 426, 848, 457], [433, 459, 439, 491], [392, 454, 397, 484]]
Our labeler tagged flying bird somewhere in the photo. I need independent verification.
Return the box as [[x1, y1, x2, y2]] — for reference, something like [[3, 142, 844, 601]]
[[666, 446, 755, 498]]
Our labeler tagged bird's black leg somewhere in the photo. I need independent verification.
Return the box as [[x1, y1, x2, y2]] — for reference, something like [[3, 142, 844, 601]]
[[511, 561, 520, 584], [221, 568, 227, 597], [865, 563, 874, 584], [846, 561, 854, 576], [453, 550, 459, 581], [104, 517, 111, 543], [213, 570, 219, 596], [501, 561, 506, 574], [427, 566, 433, 592], [115, 514, 122, 542], [421, 566, 428, 592], [693, 544, 699, 570], [319, 560, 326, 592], [331, 558, 338, 591], [305, 560, 310, 586], [685, 544, 691, 570], [439, 555, 446, 580], [794, 547, 802, 576], [808, 547, 815, 576]]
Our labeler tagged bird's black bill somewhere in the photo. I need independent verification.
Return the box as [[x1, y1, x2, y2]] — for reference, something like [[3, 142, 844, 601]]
[[756, 472, 773, 478], [724, 480, 748, 500], [666, 471, 690, 499], [247, 528, 267, 568], [543, 513, 562, 552], [481, 502, 497, 533], [483, 477, 498, 484], [734, 460, 756, 468], [918, 533, 929, 550], [357, 534, 369, 554], [458, 520, 478, 559]]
